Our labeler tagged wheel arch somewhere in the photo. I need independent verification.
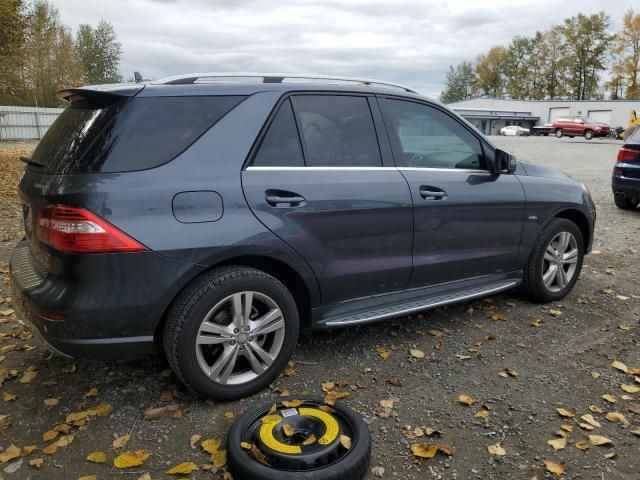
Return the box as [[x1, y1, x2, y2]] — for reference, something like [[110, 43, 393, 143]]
[[553, 208, 591, 249], [155, 255, 315, 343]]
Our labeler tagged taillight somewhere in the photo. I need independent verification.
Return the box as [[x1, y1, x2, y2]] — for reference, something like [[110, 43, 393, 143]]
[[617, 147, 638, 162], [36, 205, 147, 253]]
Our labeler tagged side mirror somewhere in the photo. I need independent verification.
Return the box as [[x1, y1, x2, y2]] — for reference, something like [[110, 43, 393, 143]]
[[492, 149, 517, 174]]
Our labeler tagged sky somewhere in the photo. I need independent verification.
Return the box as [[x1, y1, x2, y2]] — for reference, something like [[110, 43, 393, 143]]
[[52, 0, 638, 97]]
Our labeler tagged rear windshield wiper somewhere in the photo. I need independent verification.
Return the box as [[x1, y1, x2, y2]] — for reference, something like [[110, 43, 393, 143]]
[[20, 156, 46, 168]]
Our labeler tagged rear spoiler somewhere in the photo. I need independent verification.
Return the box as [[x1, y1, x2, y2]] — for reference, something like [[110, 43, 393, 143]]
[[57, 84, 144, 103]]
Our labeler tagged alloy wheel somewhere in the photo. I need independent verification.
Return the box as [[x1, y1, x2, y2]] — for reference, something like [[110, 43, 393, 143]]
[[541, 232, 579, 293], [194, 291, 285, 385]]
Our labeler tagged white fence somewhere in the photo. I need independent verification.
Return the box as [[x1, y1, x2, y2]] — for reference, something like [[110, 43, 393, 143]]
[[0, 105, 63, 141]]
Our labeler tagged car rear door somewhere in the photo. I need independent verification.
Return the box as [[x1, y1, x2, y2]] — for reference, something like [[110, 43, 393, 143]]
[[242, 93, 413, 305], [377, 96, 525, 288]]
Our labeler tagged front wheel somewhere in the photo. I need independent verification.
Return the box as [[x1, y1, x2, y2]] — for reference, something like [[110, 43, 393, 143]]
[[163, 266, 299, 400], [555, 129, 563, 138], [521, 219, 584, 302]]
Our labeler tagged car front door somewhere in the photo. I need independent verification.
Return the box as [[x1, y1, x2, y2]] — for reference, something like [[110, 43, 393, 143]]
[[242, 94, 414, 305], [377, 96, 526, 289]]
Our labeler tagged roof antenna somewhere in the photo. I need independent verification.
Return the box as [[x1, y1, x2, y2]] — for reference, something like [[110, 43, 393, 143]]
[[134, 71, 143, 83]]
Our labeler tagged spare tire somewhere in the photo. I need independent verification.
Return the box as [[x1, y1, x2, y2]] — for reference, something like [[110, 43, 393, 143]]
[[227, 398, 371, 480]]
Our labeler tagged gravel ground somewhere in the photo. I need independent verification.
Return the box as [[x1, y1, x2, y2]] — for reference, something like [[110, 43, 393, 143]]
[[0, 136, 638, 480]]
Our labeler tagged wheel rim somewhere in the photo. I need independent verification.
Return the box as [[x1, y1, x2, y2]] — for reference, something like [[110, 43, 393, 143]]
[[195, 291, 285, 385], [541, 232, 579, 293]]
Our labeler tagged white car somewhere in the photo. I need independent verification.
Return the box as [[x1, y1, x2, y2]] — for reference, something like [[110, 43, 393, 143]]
[[500, 125, 530, 136]]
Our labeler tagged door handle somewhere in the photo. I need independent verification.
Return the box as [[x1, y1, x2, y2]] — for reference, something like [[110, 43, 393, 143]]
[[419, 186, 447, 200], [265, 190, 306, 207]]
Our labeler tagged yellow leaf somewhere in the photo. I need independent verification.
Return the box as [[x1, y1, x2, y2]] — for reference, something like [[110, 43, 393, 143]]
[[87, 451, 106, 463], [42, 443, 58, 455], [547, 437, 567, 450], [321, 381, 335, 392], [22, 445, 37, 455], [491, 313, 508, 321], [458, 394, 476, 406], [487, 442, 506, 455], [44, 398, 59, 406], [112, 434, 130, 449], [474, 408, 491, 418], [84, 388, 98, 398], [137, 474, 151, 480], [604, 452, 616, 459], [591, 372, 601, 379], [212, 449, 226, 468], [379, 399, 394, 409], [376, 346, 391, 360], [602, 393, 617, 404], [606, 411, 630, 427], [43, 430, 59, 442], [57, 435, 74, 447], [611, 360, 629, 373], [588, 435, 613, 446], [224, 410, 234, 419], [166, 461, 199, 474], [93, 402, 113, 416], [189, 434, 202, 447], [556, 407, 575, 418], [544, 459, 565, 476], [0, 444, 21, 463], [19, 370, 38, 383], [621, 384, 640, 394], [589, 405, 605, 414], [66, 411, 89, 423], [575, 440, 590, 451], [530, 319, 543, 327], [113, 450, 151, 469], [78, 476, 97, 480], [560, 424, 573, 432], [409, 349, 425, 359], [3, 392, 16, 401], [549, 309, 562, 317], [579, 422, 595, 431], [201, 438, 222, 454], [29, 458, 44, 468], [282, 399, 304, 408], [282, 423, 295, 436], [411, 443, 452, 459], [580, 414, 601, 428], [302, 434, 316, 446], [340, 434, 351, 449], [631, 428, 640, 436], [240, 441, 253, 450]]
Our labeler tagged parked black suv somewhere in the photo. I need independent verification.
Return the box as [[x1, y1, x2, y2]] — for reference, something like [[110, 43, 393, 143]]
[[10, 74, 595, 400]]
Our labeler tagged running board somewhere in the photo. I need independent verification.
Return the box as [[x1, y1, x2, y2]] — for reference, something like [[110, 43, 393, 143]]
[[322, 280, 519, 327]]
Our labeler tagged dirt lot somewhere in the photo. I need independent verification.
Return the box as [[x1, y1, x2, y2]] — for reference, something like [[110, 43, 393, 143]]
[[0, 137, 638, 480]]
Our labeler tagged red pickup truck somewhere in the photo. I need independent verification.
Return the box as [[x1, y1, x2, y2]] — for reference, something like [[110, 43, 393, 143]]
[[552, 116, 611, 140]]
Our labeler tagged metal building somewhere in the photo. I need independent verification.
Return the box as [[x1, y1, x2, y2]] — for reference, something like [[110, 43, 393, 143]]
[[0, 105, 64, 141], [448, 98, 640, 135]]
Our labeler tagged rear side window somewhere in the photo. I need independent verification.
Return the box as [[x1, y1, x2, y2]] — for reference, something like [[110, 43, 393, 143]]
[[252, 99, 304, 167], [291, 95, 382, 167], [31, 95, 246, 174]]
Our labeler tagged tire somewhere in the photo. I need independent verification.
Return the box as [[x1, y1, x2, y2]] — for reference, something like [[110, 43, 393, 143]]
[[227, 399, 371, 480], [163, 266, 299, 400], [555, 129, 563, 138], [521, 218, 584, 302], [614, 194, 638, 210], [584, 130, 593, 140]]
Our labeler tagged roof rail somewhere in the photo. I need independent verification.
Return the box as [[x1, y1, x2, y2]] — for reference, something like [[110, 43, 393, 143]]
[[152, 72, 419, 94]]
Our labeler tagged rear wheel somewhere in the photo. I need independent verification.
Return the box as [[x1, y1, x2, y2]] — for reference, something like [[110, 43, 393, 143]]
[[521, 219, 584, 302], [584, 130, 593, 140], [163, 266, 299, 400], [555, 129, 563, 138], [614, 194, 639, 210]]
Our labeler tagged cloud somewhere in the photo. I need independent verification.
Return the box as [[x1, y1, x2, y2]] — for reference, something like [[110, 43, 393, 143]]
[[52, 0, 637, 97]]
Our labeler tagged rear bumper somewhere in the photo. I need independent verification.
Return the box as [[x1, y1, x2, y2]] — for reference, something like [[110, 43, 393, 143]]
[[9, 239, 203, 359], [612, 175, 640, 199]]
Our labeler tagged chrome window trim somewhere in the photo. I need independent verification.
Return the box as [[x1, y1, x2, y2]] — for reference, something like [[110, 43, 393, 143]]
[[245, 166, 488, 173]]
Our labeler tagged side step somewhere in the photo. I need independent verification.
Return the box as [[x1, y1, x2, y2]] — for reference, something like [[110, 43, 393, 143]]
[[322, 280, 519, 327]]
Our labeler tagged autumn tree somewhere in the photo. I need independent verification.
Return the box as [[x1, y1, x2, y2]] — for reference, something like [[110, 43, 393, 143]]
[[0, 0, 27, 103], [75, 20, 122, 85], [440, 61, 476, 103], [473, 46, 507, 97], [611, 9, 640, 99]]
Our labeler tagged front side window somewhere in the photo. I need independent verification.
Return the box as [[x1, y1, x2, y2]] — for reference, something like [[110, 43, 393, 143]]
[[380, 98, 485, 170], [291, 95, 382, 167]]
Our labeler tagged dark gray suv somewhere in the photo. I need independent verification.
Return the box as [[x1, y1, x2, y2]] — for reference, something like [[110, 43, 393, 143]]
[[10, 74, 595, 400]]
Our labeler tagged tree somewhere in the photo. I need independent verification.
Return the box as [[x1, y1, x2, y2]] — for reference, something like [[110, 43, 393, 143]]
[[440, 61, 476, 103], [539, 26, 568, 99], [504, 36, 534, 99], [473, 46, 507, 97], [0, 0, 27, 103], [611, 9, 640, 99], [561, 12, 612, 99], [75, 20, 122, 85]]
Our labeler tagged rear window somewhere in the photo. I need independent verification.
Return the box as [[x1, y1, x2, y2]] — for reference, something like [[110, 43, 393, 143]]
[[31, 95, 246, 174]]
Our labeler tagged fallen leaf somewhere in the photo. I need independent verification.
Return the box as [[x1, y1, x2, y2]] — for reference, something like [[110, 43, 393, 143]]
[[42, 430, 59, 442], [434, 341, 444, 350], [212, 449, 226, 468], [282, 399, 304, 408], [602, 394, 618, 404], [78, 476, 97, 480], [611, 361, 629, 374], [29, 458, 44, 468], [62, 363, 77, 373], [605, 411, 630, 427], [387, 377, 402, 387], [159, 391, 173, 402], [560, 424, 574, 432], [580, 414, 601, 428], [224, 410, 235, 419], [377, 346, 391, 360], [340, 435, 351, 449], [86, 451, 106, 463], [371, 466, 385, 477], [458, 394, 475, 406], [428, 330, 443, 337], [0, 444, 21, 463], [474, 408, 491, 418], [579, 423, 595, 431], [201, 438, 222, 454], [114, 450, 151, 469], [491, 313, 508, 321], [56, 435, 74, 447], [92, 402, 113, 416], [282, 423, 295, 436], [575, 440, 590, 451], [410, 443, 452, 459], [249, 444, 268, 465], [42, 443, 58, 455], [44, 398, 59, 406], [619, 324, 631, 331], [589, 435, 613, 446], [3, 392, 16, 401], [380, 399, 394, 409], [189, 434, 202, 447], [84, 388, 98, 398], [22, 445, 37, 455], [488, 442, 506, 455], [549, 309, 562, 317], [166, 461, 199, 474], [621, 384, 640, 394], [591, 372, 601, 379], [530, 319, 544, 327], [556, 407, 575, 418], [547, 437, 567, 450], [113, 434, 130, 449], [137, 474, 151, 480], [409, 349, 425, 359], [19, 369, 38, 383], [631, 428, 640, 436], [455, 354, 472, 360], [544, 459, 565, 476], [589, 405, 605, 414]]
